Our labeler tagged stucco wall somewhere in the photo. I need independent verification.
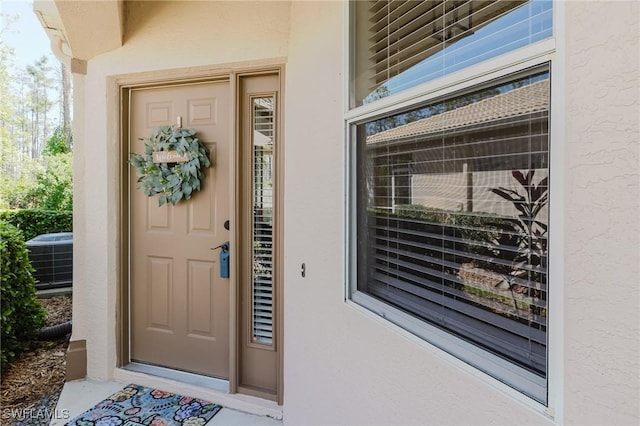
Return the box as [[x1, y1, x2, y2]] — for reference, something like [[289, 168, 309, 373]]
[[283, 1, 638, 425], [563, 1, 640, 424], [69, 0, 639, 424]]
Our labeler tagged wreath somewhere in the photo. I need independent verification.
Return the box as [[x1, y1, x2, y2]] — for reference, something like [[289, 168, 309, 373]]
[[129, 125, 211, 206]]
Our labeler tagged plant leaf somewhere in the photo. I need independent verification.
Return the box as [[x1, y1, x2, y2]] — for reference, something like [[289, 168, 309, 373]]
[[512, 170, 528, 187], [490, 187, 523, 203]]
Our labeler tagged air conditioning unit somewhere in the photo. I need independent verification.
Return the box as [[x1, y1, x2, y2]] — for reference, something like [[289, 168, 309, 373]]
[[26, 232, 73, 290]]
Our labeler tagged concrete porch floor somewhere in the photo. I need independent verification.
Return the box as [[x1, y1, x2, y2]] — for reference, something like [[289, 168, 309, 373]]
[[50, 379, 283, 426]]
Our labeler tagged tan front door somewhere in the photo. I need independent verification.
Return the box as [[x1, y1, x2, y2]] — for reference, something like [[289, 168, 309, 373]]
[[129, 81, 230, 379]]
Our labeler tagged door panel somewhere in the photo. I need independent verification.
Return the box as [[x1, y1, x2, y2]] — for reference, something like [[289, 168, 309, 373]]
[[130, 82, 230, 379], [187, 259, 217, 338], [147, 256, 172, 331]]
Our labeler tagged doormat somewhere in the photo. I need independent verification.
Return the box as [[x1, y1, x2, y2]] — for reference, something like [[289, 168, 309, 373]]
[[66, 383, 222, 426]]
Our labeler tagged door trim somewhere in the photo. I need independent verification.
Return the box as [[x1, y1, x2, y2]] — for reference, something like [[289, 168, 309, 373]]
[[115, 63, 284, 405], [234, 71, 284, 404]]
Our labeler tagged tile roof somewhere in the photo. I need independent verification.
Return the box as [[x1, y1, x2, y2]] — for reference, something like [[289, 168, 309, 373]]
[[366, 79, 549, 145]]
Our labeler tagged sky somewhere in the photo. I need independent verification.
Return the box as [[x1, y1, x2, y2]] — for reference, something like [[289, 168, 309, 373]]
[[1, 0, 55, 68]]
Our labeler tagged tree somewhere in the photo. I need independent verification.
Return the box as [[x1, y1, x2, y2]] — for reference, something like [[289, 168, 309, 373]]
[[25, 55, 55, 159], [43, 126, 69, 156], [0, 16, 73, 212], [59, 62, 72, 148], [0, 36, 24, 182]]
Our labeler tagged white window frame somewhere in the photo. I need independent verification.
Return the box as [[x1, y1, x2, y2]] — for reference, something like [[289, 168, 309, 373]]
[[343, 0, 565, 418]]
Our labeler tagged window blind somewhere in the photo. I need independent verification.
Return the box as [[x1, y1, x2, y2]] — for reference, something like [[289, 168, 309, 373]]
[[252, 97, 275, 345], [356, 70, 550, 399], [353, 0, 553, 105]]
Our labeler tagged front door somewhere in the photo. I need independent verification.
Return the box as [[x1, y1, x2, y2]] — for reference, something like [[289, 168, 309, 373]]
[[129, 81, 230, 379]]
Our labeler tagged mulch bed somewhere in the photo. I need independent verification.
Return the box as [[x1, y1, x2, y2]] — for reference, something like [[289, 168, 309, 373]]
[[1, 296, 72, 425]]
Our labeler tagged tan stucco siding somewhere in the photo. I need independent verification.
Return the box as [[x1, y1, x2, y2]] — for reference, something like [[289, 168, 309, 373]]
[[95, 1, 291, 75], [563, 1, 640, 424], [284, 1, 638, 424]]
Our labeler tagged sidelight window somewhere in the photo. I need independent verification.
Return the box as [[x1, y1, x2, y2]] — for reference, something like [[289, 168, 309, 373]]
[[251, 96, 275, 345]]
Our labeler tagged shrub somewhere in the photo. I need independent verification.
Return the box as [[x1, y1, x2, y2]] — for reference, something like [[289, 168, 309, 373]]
[[373, 205, 512, 246], [0, 209, 72, 241], [0, 161, 42, 210], [0, 221, 46, 370], [43, 127, 71, 156], [27, 153, 73, 211], [0, 152, 73, 211]]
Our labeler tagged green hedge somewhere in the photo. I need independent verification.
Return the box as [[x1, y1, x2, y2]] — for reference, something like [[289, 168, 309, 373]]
[[0, 221, 46, 370], [371, 205, 513, 244], [0, 209, 72, 241]]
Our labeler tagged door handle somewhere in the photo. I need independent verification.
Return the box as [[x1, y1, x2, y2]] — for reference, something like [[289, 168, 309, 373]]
[[211, 242, 229, 252], [211, 241, 230, 278]]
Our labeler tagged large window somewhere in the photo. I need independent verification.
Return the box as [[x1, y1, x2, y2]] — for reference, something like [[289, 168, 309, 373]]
[[349, 0, 553, 404]]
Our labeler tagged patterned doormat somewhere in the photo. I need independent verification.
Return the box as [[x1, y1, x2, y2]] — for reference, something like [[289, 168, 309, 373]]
[[66, 383, 222, 426]]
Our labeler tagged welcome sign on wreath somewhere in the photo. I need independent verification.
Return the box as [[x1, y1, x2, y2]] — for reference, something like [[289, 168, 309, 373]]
[[129, 125, 211, 206]]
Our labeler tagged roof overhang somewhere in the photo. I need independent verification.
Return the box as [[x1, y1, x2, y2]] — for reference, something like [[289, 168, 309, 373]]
[[33, 0, 124, 73]]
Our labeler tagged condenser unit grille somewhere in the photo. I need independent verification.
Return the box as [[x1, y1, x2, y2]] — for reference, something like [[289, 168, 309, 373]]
[[26, 233, 73, 290]]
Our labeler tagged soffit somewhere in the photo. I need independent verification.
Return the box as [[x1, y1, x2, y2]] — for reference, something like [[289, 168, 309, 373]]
[[33, 0, 124, 61]]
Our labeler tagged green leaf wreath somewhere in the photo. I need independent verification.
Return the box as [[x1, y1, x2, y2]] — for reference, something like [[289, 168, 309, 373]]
[[129, 125, 211, 206]]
